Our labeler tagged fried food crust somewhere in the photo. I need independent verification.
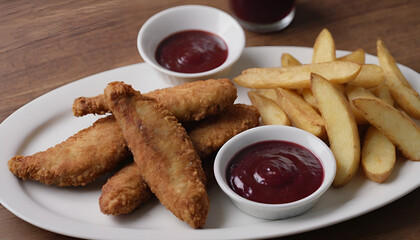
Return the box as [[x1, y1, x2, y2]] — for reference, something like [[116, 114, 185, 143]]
[[73, 78, 237, 122], [99, 104, 260, 215], [99, 162, 152, 215], [8, 115, 130, 186], [187, 104, 260, 158], [104, 81, 209, 228]]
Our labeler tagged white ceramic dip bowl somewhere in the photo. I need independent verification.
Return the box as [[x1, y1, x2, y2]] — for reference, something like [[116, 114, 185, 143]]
[[137, 5, 245, 83], [214, 125, 336, 220]]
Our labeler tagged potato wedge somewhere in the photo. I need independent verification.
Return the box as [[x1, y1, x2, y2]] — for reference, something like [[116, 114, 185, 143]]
[[300, 88, 319, 111], [347, 64, 385, 88], [233, 61, 361, 89], [257, 88, 277, 101], [312, 28, 336, 63], [362, 126, 396, 183], [333, 83, 346, 94], [346, 85, 375, 125], [248, 91, 290, 126], [353, 97, 420, 161], [388, 85, 420, 119], [371, 84, 394, 106], [337, 48, 365, 64], [377, 39, 420, 119], [299, 84, 345, 111], [377, 39, 411, 87], [274, 88, 326, 139], [311, 73, 360, 187], [281, 53, 302, 67]]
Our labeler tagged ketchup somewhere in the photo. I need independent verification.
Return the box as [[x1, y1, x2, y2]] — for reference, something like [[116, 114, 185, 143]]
[[226, 140, 323, 204], [155, 30, 228, 73], [229, 0, 295, 24]]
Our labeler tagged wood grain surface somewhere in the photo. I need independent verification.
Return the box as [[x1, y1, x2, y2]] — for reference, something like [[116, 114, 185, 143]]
[[1, 0, 419, 239]]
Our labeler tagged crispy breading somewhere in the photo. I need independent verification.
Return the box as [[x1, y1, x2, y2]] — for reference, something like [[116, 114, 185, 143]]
[[8, 115, 130, 186], [99, 162, 152, 215], [103, 81, 209, 228], [187, 104, 260, 158], [73, 78, 237, 122], [99, 104, 260, 215], [9, 80, 237, 188]]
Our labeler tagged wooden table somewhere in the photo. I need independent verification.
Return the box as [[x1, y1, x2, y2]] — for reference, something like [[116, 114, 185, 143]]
[[1, 0, 419, 239]]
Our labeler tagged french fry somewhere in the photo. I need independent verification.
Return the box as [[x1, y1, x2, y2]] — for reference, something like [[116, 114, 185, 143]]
[[362, 73, 397, 183], [371, 84, 395, 106], [311, 73, 360, 187], [362, 126, 396, 183], [377, 39, 420, 119], [333, 83, 346, 94], [248, 91, 290, 126], [300, 88, 319, 111], [337, 48, 365, 64], [233, 61, 362, 89], [257, 88, 277, 101], [281, 53, 302, 67], [347, 64, 385, 88], [377, 39, 411, 87], [353, 97, 420, 161], [312, 28, 336, 63], [301, 83, 345, 112], [346, 85, 375, 125], [274, 88, 326, 139]]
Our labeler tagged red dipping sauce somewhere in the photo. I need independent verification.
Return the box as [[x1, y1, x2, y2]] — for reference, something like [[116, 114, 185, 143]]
[[155, 30, 228, 73], [230, 0, 295, 24], [226, 140, 323, 204]]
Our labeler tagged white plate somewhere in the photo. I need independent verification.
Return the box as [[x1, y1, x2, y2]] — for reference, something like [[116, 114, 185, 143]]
[[1, 46, 419, 240]]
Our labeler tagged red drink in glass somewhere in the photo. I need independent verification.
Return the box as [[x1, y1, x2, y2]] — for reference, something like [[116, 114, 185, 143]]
[[229, 0, 296, 33]]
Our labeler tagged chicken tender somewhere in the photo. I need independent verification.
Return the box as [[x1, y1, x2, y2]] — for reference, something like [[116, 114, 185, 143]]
[[73, 78, 237, 122], [9, 80, 237, 188], [187, 104, 260, 158], [99, 162, 152, 215], [99, 104, 260, 215], [104, 81, 209, 229], [8, 115, 130, 186]]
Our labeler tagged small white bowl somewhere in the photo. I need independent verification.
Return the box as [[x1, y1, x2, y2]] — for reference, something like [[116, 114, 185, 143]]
[[137, 5, 245, 84], [214, 125, 336, 220]]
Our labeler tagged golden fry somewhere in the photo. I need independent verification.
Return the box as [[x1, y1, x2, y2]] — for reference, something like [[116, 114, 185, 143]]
[[248, 91, 290, 126], [371, 84, 395, 106], [281, 53, 302, 67], [300, 88, 319, 111], [311, 73, 360, 187], [362, 126, 396, 183], [312, 28, 336, 63], [377, 39, 420, 119], [353, 97, 420, 161], [337, 48, 365, 64], [347, 64, 385, 88], [233, 61, 361, 89], [275, 88, 326, 139], [345, 85, 375, 125]]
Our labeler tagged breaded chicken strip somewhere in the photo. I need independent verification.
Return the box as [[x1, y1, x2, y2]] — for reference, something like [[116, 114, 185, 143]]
[[99, 162, 152, 215], [73, 78, 237, 122], [8, 115, 130, 186], [8, 80, 237, 187], [99, 104, 260, 215], [187, 104, 261, 158], [104, 81, 209, 229]]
